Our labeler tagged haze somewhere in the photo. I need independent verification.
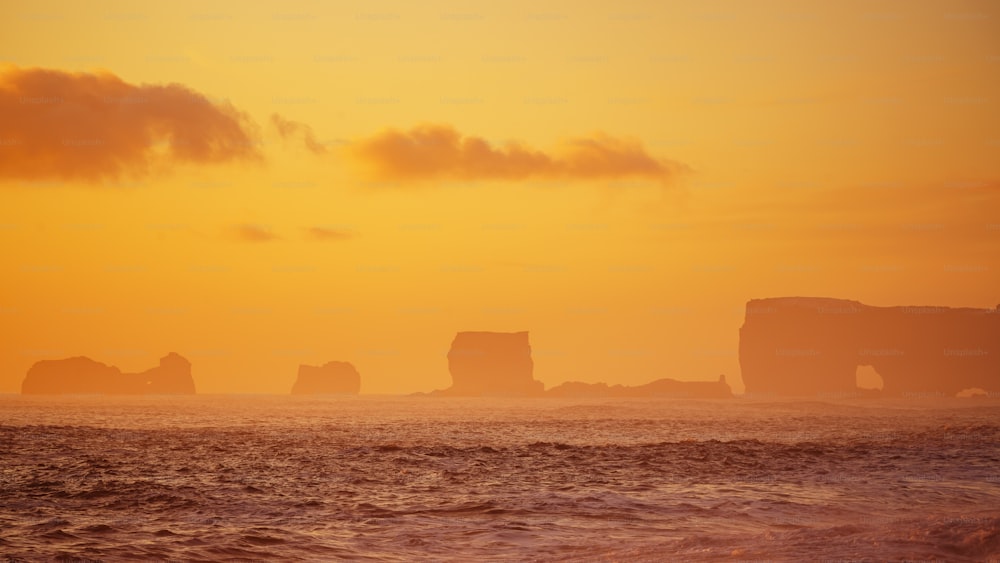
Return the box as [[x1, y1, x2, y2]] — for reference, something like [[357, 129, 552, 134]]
[[1, 0, 998, 394]]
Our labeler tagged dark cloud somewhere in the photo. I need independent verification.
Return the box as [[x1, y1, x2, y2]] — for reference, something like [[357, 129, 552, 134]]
[[0, 65, 261, 182]]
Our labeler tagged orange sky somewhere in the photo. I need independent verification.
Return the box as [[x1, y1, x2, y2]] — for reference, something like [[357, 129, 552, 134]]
[[1, 0, 998, 394]]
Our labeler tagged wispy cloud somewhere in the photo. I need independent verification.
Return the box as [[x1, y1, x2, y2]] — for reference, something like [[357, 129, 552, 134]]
[[233, 224, 279, 242], [0, 65, 261, 182], [271, 113, 327, 155], [305, 226, 354, 241], [352, 124, 684, 183]]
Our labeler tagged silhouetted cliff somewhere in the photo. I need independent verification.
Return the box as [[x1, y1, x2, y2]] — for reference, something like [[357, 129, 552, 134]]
[[291, 361, 361, 395], [739, 297, 1000, 397], [433, 331, 544, 396], [546, 375, 732, 399], [21, 353, 196, 395]]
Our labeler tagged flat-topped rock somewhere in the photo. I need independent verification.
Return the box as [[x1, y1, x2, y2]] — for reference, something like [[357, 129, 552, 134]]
[[291, 361, 361, 395], [434, 331, 544, 396]]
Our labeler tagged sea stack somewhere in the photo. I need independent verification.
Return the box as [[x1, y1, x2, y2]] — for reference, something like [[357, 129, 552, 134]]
[[739, 297, 1000, 397], [21, 352, 196, 395], [436, 331, 544, 396], [291, 361, 361, 395]]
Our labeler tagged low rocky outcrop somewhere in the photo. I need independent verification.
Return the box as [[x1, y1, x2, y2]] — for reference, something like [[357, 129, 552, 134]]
[[21, 352, 196, 394], [291, 361, 361, 395], [546, 375, 732, 399]]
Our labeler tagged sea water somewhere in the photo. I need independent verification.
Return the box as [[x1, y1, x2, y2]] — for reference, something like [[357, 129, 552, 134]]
[[1, 395, 998, 561]]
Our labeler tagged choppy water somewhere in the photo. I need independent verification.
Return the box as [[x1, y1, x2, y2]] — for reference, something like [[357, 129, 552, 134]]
[[1, 395, 998, 562]]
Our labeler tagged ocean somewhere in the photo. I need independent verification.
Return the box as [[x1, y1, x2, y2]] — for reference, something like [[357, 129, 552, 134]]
[[1, 395, 998, 561]]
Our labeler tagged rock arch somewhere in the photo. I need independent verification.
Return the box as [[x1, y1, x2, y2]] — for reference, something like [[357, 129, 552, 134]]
[[739, 297, 999, 397]]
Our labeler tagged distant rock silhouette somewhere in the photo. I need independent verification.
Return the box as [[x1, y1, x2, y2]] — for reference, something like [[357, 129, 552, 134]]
[[291, 361, 361, 395], [21, 352, 195, 395], [128, 352, 195, 394], [739, 297, 1000, 397], [432, 331, 544, 396], [547, 375, 732, 399]]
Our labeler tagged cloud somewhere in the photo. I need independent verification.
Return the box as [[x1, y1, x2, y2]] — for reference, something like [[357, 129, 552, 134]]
[[271, 114, 327, 155], [305, 226, 353, 241], [352, 124, 684, 183], [233, 224, 279, 242], [0, 65, 261, 182]]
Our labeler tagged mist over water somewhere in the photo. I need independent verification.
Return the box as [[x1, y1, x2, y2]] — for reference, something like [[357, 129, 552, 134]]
[[1, 395, 998, 561]]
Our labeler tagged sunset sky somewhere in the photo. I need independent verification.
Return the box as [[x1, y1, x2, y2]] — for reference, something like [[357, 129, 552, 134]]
[[1, 0, 997, 394]]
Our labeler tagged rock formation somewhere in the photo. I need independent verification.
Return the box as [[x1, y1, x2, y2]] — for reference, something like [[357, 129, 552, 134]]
[[546, 375, 732, 399], [21, 352, 196, 394], [291, 361, 361, 395], [125, 352, 195, 394], [433, 331, 544, 396], [739, 297, 1000, 397]]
